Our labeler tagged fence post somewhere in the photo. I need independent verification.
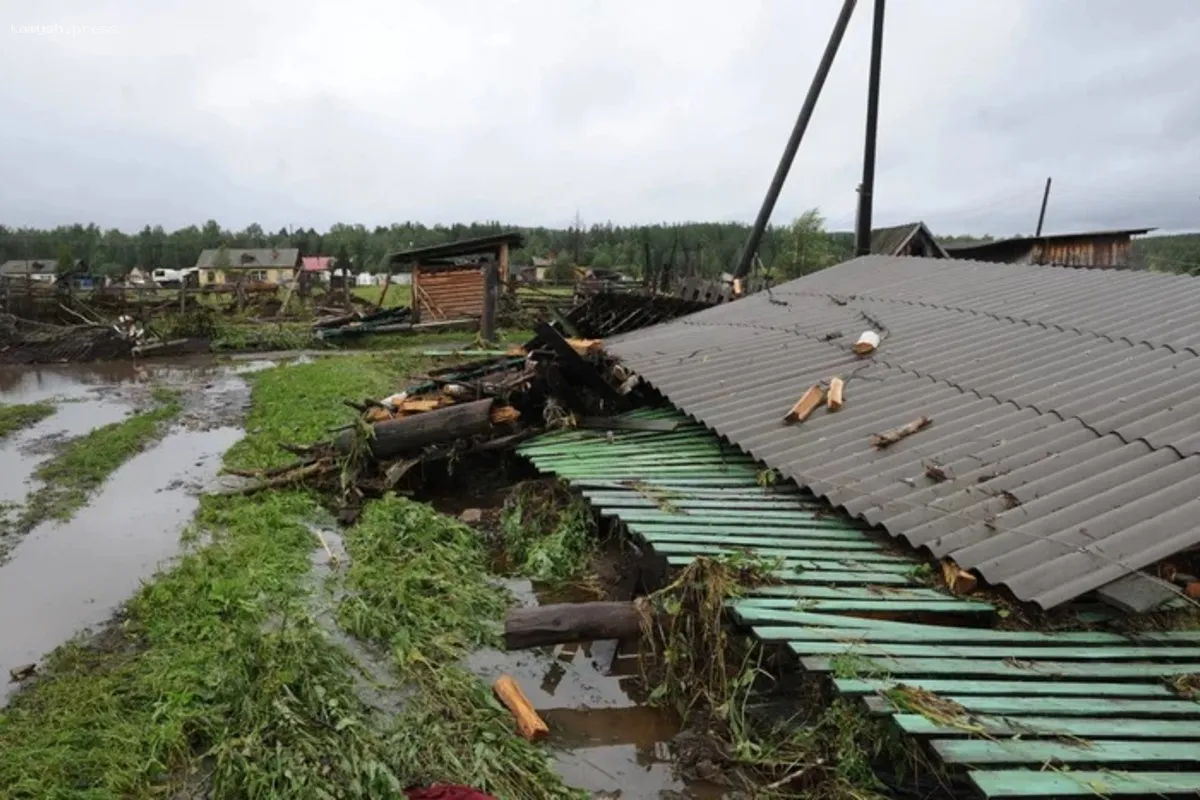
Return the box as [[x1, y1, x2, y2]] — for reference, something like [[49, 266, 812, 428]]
[[481, 263, 498, 344]]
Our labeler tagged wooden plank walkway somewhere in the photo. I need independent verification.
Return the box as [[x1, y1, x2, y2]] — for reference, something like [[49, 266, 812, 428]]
[[518, 409, 1200, 799]]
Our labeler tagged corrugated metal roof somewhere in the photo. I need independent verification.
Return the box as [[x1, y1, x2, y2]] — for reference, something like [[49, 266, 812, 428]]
[[607, 254, 1200, 609]]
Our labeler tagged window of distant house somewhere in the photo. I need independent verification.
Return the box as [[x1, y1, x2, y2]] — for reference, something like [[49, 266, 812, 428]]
[[249, 270, 267, 281]]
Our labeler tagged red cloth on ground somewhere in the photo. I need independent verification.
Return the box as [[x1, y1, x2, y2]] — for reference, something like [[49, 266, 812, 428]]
[[403, 786, 497, 800]]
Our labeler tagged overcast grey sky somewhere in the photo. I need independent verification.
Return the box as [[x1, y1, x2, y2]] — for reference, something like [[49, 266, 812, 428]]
[[3, 0, 1198, 236]]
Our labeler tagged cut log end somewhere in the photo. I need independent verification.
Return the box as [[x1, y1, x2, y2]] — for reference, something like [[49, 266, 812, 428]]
[[493, 675, 549, 740], [827, 377, 845, 411]]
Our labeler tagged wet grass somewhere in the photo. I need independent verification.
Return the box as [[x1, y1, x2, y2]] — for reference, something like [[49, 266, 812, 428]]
[[500, 480, 597, 583], [14, 389, 183, 534], [0, 348, 583, 798], [0, 401, 56, 439]]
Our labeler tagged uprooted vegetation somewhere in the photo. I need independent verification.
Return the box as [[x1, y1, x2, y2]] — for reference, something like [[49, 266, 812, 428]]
[[637, 555, 923, 799], [500, 479, 597, 583]]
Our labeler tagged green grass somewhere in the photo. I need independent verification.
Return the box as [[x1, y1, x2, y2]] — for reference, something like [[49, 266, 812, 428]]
[[210, 321, 319, 353], [352, 284, 413, 309], [500, 481, 597, 583], [0, 401, 56, 439], [0, 347, 583, 799], [15, 389, 182, 533]]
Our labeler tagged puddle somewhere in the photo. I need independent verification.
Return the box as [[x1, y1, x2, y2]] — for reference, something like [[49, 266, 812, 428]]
[[0, 424, 243, 702], [467, 579, 729, 799], [0, 356, 264, 703]]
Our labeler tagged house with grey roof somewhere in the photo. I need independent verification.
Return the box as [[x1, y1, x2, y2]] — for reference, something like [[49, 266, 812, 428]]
[[870, 221, 948, 258], [0, 259, 61, 283], [194, 248, 301, 286]]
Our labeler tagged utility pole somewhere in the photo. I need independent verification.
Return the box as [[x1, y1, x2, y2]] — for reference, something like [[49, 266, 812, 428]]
[[854, 0, 887, 256], [1035, 177, 1052, 237], [733, 0, 858, 279]]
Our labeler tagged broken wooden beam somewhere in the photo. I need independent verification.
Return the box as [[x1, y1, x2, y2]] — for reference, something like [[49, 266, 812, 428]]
[[492, 675, 549, 740], [871, 415, 931, 448], [505, 601, 645, 650], [827, 377, 845, 411], [333, 398, 496, 460], [784, 384, 825, 424]]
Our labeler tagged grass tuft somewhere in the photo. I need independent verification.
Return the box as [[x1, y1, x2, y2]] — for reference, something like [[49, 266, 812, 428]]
[[500, 480, 596, 583], [0, 401, 56, 439]]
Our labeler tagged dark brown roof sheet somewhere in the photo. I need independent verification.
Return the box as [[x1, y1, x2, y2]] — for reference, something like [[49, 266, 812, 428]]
[[607, 255, 1200, 609]]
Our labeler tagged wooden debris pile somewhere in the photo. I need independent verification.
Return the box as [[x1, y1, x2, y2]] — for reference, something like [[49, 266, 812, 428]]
[[0, 312, 146, 364], [230, 323, 636, 504]]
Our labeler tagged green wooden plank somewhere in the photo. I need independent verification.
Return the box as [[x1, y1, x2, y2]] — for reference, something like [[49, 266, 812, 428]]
[[615, 508, 854, 525], [734, 607, 1200, 643], [893, 713, 1200, 739], [669, 559, 914, 585], [630, 522, 869, 539], [833, 678, 1174, 698], [970, 770, 1200, 797], [744, 601, 986, 615], [574, 482, 803, 497], [790, 642, 1200, 661], [658, 552, 912, 572], [934, 738, 1200, 765], [648, 542, 911, 563], [865, 695, 1200, 718], [801, 656, 1200, 680], [536, 454, 753, 468], [580, 493, 817, 510], [639, 533, 882, 551], [739, 595, 987, 609], [571, 478, 771, 488], [750, 585, 967, 601]]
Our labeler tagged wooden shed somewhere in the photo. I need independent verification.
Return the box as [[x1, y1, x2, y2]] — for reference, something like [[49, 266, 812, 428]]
[[944, 228, 1154, 268], [387, 232, 524, 323]]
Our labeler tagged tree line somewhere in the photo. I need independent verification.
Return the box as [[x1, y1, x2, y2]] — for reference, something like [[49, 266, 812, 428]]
[[3, 217, 1198, 280], [0, 213, 856, 282]]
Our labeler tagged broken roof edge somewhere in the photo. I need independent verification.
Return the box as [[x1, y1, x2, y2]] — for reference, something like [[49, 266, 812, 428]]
[[386, 231, 525, 265]]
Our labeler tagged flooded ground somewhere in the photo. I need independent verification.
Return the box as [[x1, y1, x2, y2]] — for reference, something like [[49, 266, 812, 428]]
[[468, 579, 729, 799], [0, 356, 256, 701], [0, 353, 727, 796]]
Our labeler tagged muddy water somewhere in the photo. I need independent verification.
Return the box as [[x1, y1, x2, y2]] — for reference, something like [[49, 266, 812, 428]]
[[467, 580, 728, 799], [0, 357, 254, 702]]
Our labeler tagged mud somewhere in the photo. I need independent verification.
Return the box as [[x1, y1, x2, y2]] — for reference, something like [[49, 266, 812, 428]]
[[468, 579, 729, 799], [0, 357, 255, 705]]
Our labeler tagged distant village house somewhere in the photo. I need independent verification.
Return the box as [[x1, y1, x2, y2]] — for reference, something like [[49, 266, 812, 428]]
[[194, 248, 301, 285], [0, 259, 69, 283], [944, 228, 1154, 268]]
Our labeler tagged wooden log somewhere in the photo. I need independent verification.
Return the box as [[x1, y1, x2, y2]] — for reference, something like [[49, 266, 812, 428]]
[[493, 675, 549, 740], [871, 415, 932, 448], [505, 601, 644, 650], [783, 384, 825, 424], [334, 398, 494, 460], [827, 377, 845, 411]]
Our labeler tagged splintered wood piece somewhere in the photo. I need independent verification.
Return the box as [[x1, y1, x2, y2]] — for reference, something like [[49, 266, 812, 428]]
[[784, 384, 825, 424], [365, 406, 394, 423], [490, 405, 521, 425], [871, 415, 932, 448], [493, 675, 549, 740], [827, 377, 845, 411], [940, 559, 978, 595], [1186, 583, 1200, 600], [506, 344, 527, 356], [397, 397, 444, 413], [565, 338, 604, 356]]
